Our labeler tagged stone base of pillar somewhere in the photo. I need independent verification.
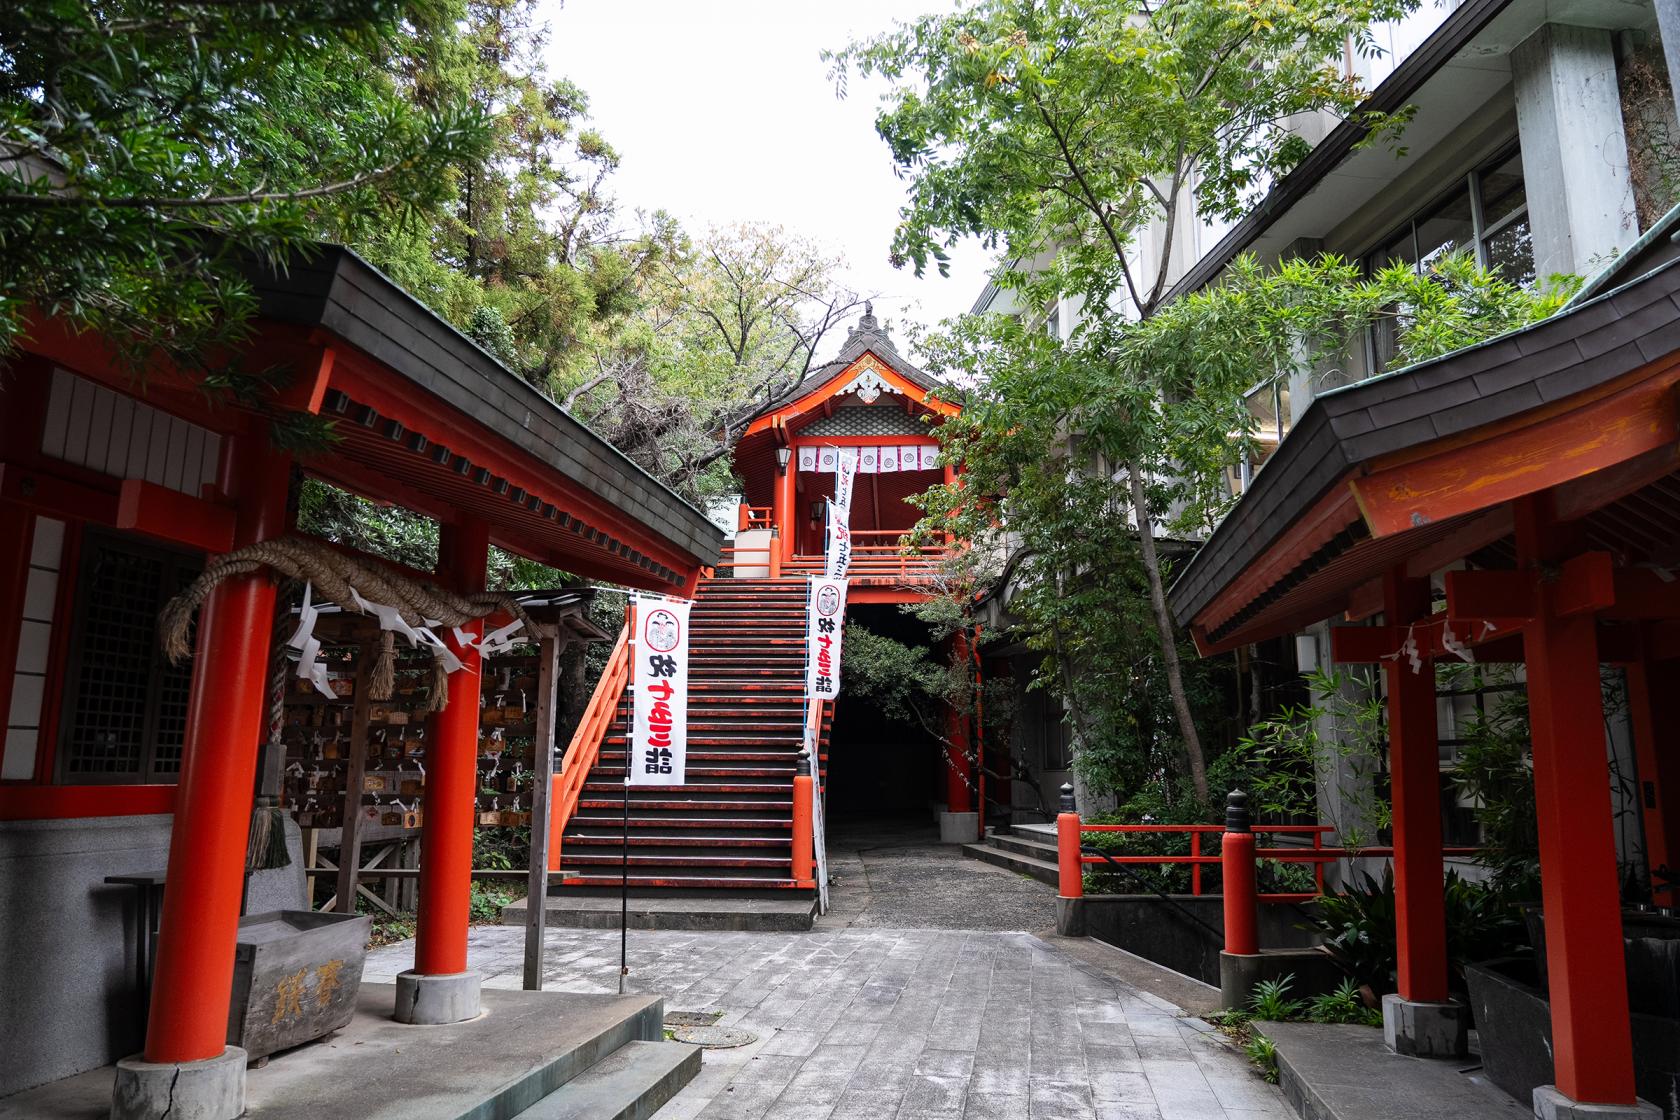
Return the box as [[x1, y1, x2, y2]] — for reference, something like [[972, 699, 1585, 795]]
[[111, 1046, 247, 1120], [1055, 896, 1085, 937], [394, 970, 482, 1025], [1533, 1085, 1662, 1119], [938, 811, 979, 844], [1381, 993, 1468, 1059]]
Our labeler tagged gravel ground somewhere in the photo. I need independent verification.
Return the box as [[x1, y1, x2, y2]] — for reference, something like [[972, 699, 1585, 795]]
[[818, 818, 1059, 932]]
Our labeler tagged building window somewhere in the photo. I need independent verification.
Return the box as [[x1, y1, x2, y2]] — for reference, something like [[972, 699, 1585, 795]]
[[56, 529, 201, 784], [1035, 692, 1074, 771], [1047, 304, 1061, 341], [1365, 145, 1534, 374]]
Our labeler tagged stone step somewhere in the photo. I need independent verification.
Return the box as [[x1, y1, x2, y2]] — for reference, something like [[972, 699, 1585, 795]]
[[984, 829, 1060, 861], [503, 891, 817, 931], [510, 1040, 700, 1120], [962, 842, 1060, 887]]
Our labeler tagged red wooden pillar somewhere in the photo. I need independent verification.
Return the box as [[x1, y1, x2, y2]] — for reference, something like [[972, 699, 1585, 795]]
[[1627, 648, 1680, 906], [776, 449, 797, 565], [144, 434, 290, 1063], [411, 520, 488, 989], [1518, 500, 1638, 1107], [1383, 571, 1450, 1005]]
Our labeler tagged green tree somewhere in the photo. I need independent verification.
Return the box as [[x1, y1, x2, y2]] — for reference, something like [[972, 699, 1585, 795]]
[[1, 1, 490, 441], [831, 0, 1420, 800], [911, 251, 1569, 807], [559, 223, 868, 502]]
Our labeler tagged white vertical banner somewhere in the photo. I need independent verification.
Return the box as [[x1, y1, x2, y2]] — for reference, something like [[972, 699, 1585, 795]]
[[798, 446, 817, 472], [879, 445, 900, 472], [826, 449, 857, 579], [630, 595, 691, 785], [806, 576, 848, 699], [859, 446, 879, 473], [918, 444, 941, 471]]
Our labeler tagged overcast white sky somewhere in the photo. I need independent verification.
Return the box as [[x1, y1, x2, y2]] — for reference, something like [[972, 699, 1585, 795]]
[[539, 0, 995, 358]]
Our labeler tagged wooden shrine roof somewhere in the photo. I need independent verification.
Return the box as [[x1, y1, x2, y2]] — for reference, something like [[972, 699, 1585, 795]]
[[245, 246, 724, 591], [1169, 246, 1680, 654]]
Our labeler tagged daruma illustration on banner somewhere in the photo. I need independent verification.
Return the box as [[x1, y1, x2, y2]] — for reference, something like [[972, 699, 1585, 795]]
[[630, 595, 691, 786], [806, 576, 848, 699]]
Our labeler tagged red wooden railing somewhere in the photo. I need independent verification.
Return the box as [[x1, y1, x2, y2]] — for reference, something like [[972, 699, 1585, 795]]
[[738, 504, 774, 531], [1057, 820, 1478, 904], [546, 625, 629, 871]]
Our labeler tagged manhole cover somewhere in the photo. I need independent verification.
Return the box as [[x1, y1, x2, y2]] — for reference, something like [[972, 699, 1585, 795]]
[[663, 1011, 754, 1048], [670, 1024, 757, 1048]]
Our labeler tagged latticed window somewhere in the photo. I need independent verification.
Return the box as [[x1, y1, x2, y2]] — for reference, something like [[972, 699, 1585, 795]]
[[57, 530, 201, 783]]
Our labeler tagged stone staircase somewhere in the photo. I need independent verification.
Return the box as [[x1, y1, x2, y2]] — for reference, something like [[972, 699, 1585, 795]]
[[553, 576, 829, 895], [963, 823, 1060, 887], [510, 1035, 699, 1120]]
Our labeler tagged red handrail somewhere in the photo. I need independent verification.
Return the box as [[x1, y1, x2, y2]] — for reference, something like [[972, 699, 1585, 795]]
[[547, 625, 630, 870], [1072, 821, 1476, 902]]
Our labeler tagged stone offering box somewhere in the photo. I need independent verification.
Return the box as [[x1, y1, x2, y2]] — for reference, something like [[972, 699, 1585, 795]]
[[227, 910, 373, 1060]]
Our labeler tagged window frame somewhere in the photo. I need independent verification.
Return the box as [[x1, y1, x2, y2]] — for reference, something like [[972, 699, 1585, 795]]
[[1361, 142, 1531, 374], [53, 527, 203, 786]]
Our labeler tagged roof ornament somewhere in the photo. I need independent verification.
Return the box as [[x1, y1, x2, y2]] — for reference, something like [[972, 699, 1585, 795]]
[[844, 301, 891, 351], [837, 367, 901, 404]]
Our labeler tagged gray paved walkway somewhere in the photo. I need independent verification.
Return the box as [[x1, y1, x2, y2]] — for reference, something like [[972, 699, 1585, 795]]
[[818, 818, 1058, 932], [366, 819, 1282, 1119], [367, 928, 1283, 1119]]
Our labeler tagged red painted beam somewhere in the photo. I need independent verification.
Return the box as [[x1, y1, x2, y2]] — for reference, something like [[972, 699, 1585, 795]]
[[1351, 368, 1680, 537], [117, 479, 236, 554], [1443, 569, 1536, 620], [0, 784, 176, 820], [0, 461, 119, 524]]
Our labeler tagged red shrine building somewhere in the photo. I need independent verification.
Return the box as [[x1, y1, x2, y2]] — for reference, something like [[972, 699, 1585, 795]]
[[0, 246, 722, 1113], [543, 308, 987, 906], [1170, 226, 1680, 1117]]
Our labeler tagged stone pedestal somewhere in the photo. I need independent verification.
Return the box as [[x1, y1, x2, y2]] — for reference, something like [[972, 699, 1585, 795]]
[[938, 811, 979, 844], [1382, 993, 1468, 1059], [1533, 1085, 1662, 1119], [111, 1045, 247, 1120], [1055, 896, 1085, 937], [394, 970, 482, 1025]]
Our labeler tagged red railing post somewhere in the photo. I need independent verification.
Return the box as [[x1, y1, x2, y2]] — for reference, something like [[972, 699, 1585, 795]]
[[792, 749, 815, 887], [1191, 829, 1202, 896], [1221, 790, 1258, 956], [1056, 784, 1083, 900]]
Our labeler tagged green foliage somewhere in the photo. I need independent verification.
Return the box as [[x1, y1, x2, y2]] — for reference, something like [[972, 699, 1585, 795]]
[[469, 881, 517, 924], [1243, 1033, 1280, 1083], [830, 0, 1415, 291], [1248, 976, 1304, 1022], [297, 479, 441, 571], [2, 1, 491, 439], [1305, 979, 1381, 1027], [1307, 867, 1528, 996], [1226, 668, 1389, 850], [1443, 666, 1540, 901]]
